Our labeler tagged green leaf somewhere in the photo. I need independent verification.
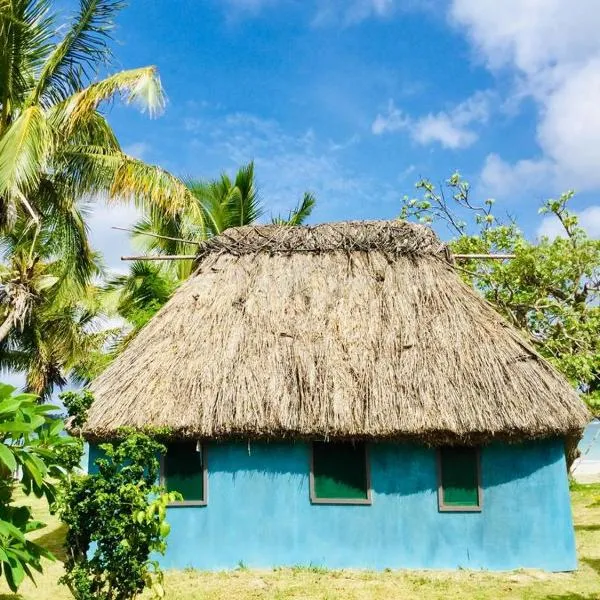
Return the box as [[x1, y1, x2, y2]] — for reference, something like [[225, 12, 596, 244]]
[[0, 421, 35, 434], [0, 519, 25, 542], [0, 444, 16, 471], [0, 385, 17, 402], [0, 399, 23, 415]]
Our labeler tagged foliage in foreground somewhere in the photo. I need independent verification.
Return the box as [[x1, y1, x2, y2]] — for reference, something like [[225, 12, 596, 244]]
[[56, 430, 179, 600], [402, 176, 600, 413], [0, 383, 79, 592]]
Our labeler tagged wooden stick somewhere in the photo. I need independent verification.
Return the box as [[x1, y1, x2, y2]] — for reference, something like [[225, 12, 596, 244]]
[[121, 252, 516, 262], [454, 253, 515, 260], [121, 255, 196, 261], [112, 226, 200, 246]]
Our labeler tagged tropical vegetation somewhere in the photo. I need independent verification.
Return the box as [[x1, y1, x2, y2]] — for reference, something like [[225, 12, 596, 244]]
[[0, 0, 200, 395], [0, 384, 79, 592], [57, 430, 178, 600]]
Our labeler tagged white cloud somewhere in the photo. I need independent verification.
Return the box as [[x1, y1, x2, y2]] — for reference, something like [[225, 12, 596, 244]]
[[187, 111, 398, 218], [371, 101, 410, 135], [122, 142, 150, 160], [537, 205, 600, 240], [372, 91, 492, 149], [313, 0, 395, 26], [479, 153, 554, 200], [88, 202, 141, 273], [450, 0, 600, 194], [221, 0, 280, 15]]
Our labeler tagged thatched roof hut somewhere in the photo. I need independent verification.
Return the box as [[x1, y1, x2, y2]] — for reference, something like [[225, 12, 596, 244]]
[[83, 220, 589, 444]]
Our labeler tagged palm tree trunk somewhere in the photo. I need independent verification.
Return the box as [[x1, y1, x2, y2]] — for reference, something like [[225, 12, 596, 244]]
[[0, 310, 17, 343]]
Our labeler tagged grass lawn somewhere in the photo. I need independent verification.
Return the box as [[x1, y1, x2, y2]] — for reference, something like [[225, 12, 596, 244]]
[[1, 483, 599, 600]]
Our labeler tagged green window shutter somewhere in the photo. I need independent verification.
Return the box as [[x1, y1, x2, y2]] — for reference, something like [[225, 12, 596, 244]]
[[164, 442, 205, 503], [312, 442, 370, 502], [439, 447, 480, 509]]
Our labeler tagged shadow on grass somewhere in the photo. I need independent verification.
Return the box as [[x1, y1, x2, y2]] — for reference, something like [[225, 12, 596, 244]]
[[574, 524, 600, 532], [543, 596, 600, 600], [32, 522, 68, 562], [581, 558, 600, 577], [0, 595, 23, 600]]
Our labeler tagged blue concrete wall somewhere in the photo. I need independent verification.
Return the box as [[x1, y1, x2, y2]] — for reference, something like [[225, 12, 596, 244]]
[[87, 439, 576, 571]]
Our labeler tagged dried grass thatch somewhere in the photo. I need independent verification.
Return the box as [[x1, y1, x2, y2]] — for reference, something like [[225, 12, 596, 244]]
[[82, 220, 590, 444]]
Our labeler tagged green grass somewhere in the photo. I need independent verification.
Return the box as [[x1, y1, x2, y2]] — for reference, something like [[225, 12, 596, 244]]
[[1, 484, 599, 599]]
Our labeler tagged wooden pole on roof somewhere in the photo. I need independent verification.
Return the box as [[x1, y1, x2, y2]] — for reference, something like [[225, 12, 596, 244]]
[[121, 255, 197, 261], [454, 253, 515, 260], [111, 226, 200, 246], [120, 253, 516, 262]]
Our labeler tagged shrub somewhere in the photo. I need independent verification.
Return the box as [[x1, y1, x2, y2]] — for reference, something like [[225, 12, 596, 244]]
[[57, 431, 179, 600]]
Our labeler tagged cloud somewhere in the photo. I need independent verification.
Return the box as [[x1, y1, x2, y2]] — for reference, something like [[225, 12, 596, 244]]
[[221, 0, 427, 25], [450, 0, 600, 194], [537, 205, 600, 240], [479, 153, 554, 200], [122, 142, 151, 160], [88, 202, 141, 274], [372, 91, 492, 149], [187, 111, 398, 219], [221, 0, 280, 15], [313, 0, 395, 26]]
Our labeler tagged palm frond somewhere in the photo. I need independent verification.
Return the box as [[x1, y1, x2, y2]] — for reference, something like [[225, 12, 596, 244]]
[[51, 66, 165, 136], [0, 105, 52, 200], [0, 0, 53, 128], [272, 192, 316, 226], [29, 0, 124, 107], [61, 145, 197, 218], [230, 161, 262, 227], [51, 108, 119, 150], [37, 176, 101, 287]]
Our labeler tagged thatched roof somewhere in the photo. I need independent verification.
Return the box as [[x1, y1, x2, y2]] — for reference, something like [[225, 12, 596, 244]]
[[82, 220, 590, 444]]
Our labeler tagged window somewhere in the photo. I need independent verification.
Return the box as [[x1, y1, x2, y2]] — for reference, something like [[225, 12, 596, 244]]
[[161, 441, 207, 506], [437, 446, 481, 512], [310, 442, 371, 504]]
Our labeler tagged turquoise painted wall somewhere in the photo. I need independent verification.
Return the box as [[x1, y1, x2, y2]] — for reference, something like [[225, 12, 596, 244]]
[[88, 439, 576, 571]]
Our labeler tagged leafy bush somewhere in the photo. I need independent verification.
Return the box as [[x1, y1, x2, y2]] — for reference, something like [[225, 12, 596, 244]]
[[0, 383, 79, 592], [57, 431, 179, 600]]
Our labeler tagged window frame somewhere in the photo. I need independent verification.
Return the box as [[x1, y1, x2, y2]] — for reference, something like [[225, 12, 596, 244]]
[[436, 446, 482, 513], [309, 441, 372, 506], [160, 441, 208, 507]]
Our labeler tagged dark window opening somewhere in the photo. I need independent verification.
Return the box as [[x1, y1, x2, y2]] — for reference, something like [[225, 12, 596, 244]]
[[161, 441, 207, 506], [438, 446, 481, 512], [310, 442, 371, 505]]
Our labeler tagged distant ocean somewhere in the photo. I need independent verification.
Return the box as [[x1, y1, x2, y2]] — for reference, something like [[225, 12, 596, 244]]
[[573, 419, 600, 482]]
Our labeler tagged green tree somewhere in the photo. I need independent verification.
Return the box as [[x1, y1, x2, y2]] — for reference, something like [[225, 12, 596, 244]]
[[0, 0, 197, 344], [401, 175, 600, 413], [0, 209, 112, 399], [57, 429, 179, 600], [0, 383, 80, 592]]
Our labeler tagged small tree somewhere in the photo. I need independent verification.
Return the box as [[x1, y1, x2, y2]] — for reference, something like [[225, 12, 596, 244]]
[[57, 428, 179, 600], [0, 383, 80, 592], [401, 176, 600, 414]]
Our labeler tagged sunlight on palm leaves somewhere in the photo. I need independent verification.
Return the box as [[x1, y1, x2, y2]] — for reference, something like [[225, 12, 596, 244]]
[[0, 0, 196, 361], [0, 0, 196, 232]]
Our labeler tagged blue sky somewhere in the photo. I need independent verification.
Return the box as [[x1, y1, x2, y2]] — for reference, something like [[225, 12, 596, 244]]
[[71, 0, 600, 270]]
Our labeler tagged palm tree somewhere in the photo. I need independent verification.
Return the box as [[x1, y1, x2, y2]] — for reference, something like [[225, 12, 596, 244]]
[[188, 161, 316, 235], [0, 0, 198, 342], [0, 208, 110, 399]]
